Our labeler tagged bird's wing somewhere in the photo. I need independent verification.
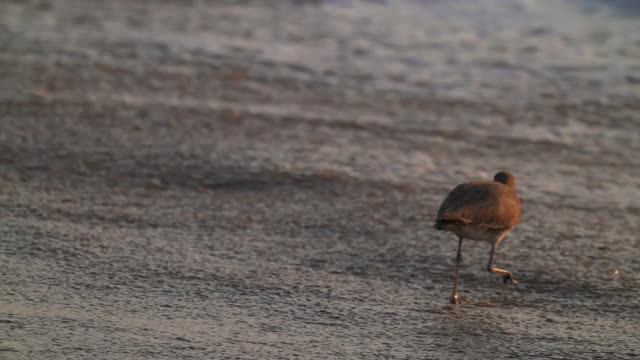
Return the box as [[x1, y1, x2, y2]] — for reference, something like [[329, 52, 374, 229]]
[[436, 182, 520, 229]]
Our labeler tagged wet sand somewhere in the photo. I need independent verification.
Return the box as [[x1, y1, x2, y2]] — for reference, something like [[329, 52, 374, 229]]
[[1, 0, 639, 359]]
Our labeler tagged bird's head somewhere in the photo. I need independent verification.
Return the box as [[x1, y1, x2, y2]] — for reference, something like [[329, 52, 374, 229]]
[[494, 171, 515, 187]]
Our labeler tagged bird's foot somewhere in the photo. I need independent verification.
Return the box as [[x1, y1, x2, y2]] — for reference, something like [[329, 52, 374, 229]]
[[450, 293, 461, 304], [449, 292, 468, 304], [502, 273, 518, 285], [489, 267, 518, 285]]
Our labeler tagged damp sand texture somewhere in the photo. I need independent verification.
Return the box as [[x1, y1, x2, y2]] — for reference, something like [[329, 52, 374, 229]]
[[1, 1, 639, 359]]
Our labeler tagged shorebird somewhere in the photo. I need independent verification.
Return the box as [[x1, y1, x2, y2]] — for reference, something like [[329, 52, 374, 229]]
[[434, 171, 521, 304]]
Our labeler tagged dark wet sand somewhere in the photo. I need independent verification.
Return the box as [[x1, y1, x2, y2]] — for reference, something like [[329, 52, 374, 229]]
[[1, 1, 639, 359]]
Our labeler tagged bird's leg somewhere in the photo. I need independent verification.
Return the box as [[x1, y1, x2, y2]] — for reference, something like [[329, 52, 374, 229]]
[[451, 236, 463, 304], [487, 243, 518, 285]]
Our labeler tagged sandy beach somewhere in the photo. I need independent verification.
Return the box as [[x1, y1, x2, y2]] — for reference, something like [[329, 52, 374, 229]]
[[1, 0, 639, 358]]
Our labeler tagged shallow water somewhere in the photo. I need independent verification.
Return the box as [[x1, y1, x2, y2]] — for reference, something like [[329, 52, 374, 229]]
[[1, 0, 639, 359]]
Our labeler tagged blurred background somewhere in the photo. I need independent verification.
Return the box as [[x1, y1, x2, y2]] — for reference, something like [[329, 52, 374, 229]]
[[1, 0, 639, 358]]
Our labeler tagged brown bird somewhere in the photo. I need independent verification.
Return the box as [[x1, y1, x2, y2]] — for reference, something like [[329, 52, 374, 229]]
[[434, 171, 521, 304]]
